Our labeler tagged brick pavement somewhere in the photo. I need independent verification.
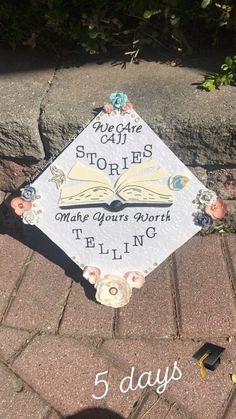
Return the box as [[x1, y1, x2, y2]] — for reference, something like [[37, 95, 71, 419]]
[[0, 218, 236, 418]]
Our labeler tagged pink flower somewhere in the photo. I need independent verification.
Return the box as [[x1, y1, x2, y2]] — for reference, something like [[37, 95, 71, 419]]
[[10, 197, 32, 216], [122, 101, 133, 112], [205, 198, 227, 219], [103, 103, 113, 114], [83, 266, 101, 284], [124, 271, 145, 289]]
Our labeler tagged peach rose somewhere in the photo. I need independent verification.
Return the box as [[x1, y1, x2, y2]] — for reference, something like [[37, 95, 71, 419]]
[[122, 101, 133, 112], [103, 103, 113, 114], [10, 197, 32, 216], [83, 266, 101, 285], [205, 198, 227, 219]]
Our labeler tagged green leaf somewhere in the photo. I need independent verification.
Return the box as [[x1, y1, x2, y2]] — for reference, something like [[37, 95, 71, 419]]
[[215, 75, 223, 87], [201, 0, 212, 8], [220, 75, 227, 84], [208, 84, 215, 91], [170, 15, 180, 26], [225, 56, 233, 67], [202, 79, 215, 91], [226, 73, 234, 83], [89, 31, 98, 39], [218, 21, 228, 27], [143, 10, 159, 19], [100, 32, 108, 41], [221, 64, 228, 71]]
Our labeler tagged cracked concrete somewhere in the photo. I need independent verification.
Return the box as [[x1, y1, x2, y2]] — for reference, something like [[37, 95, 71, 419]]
[[169, 255, 182, 339], [56, 279, 73, 334]]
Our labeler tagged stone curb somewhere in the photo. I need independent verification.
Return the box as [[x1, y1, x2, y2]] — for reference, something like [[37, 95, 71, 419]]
[[0, 50, 235, 164], [0, 49, 235, 212]]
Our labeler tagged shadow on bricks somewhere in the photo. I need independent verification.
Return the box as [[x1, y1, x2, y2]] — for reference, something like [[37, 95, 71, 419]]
[[65, 407, 124, 419], [0, 201, 97, 303]]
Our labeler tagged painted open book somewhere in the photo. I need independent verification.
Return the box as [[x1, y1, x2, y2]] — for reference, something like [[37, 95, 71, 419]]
[[58, 159, 173, 210]]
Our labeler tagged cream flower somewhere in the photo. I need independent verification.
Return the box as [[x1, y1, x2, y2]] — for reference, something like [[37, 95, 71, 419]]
[[198, 189, 217, 205], [22, 209, 39, 225], [124, 271, 145, 289], [95, 275, 132, 308], [83, 266, 101, 285]]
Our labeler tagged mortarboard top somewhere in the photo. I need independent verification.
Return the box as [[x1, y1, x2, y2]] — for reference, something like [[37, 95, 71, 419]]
[[193, 342, 225, 371], [8, 91, 225, 308]]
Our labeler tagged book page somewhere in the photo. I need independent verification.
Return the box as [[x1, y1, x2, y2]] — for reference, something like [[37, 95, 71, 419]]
[[67, 161, 112, 185], [114, 159, 171, 203], [115, 159, 166, 192], [60, 183, 113, 203], [117, 183, 173, 203], [60, 161, 113, 204]]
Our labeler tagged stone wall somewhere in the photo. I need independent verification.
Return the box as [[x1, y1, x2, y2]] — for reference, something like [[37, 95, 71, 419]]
[[0, 49, 235, 204]]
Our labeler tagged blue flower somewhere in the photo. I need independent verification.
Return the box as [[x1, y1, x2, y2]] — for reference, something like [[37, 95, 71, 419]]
[[109, 91, 127, 109], [193, 212, 213, 228], [21, 185, 36, 201]]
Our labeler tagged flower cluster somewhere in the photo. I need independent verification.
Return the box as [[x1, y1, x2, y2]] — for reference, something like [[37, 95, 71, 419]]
[[83, 266, 145, 308], [193, 189, 227, 228], [10, 185, 41, 225], [103, 91, 133, 114]]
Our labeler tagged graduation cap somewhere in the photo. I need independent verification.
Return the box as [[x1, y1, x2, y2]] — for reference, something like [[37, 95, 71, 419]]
[[193, 342, 225, 378], [6, 91, 213, 309]]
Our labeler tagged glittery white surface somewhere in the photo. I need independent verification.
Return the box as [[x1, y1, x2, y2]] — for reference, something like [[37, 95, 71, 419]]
[[32, 109, 203, 276]]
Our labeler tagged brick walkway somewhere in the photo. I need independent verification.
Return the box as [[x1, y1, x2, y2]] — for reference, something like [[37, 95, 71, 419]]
[[0, 218, 236, 418]]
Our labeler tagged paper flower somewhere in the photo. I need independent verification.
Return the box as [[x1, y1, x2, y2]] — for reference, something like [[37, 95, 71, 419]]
[[125, 271, 145, 289], [193, 212, 213, 228], [109, 91, 128, 109], [10, 197, 32, 216], [198, 189, 217, 206], [83, 266, 101, 285], [103, 103, 114, 114], [95, 275, 132, 308], [20, 185, 36, 201], [205, 198, 227, 219], [122, 101, 133, 112], [22, 209, 39, 225]]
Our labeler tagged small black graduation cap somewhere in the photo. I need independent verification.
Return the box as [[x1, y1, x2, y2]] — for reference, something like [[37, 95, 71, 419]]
[[193, 342, 225, 371]]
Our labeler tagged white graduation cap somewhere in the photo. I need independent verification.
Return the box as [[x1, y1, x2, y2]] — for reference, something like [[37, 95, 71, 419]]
[[10, 91, 225, 308]]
